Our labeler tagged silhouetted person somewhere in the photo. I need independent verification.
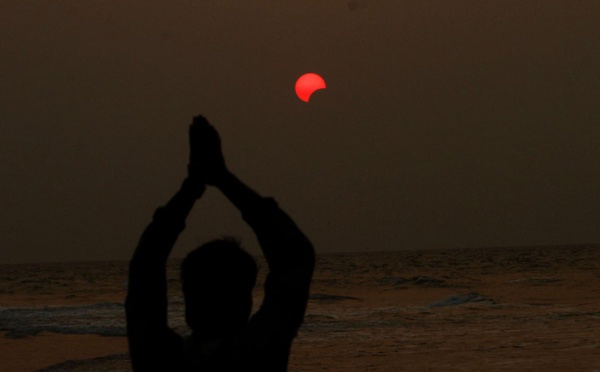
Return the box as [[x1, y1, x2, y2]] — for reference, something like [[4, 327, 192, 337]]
[[125, 116, 315, 371]]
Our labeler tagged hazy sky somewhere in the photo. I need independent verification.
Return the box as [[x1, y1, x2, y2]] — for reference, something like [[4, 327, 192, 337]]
[[1, 1, 599, 264]]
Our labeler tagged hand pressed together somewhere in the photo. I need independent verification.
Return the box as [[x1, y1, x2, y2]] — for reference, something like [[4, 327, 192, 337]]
[[188, 115, 229, 186]]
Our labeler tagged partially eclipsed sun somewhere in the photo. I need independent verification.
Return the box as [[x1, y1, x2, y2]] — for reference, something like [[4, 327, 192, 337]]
[[295, 73, 326, 102]]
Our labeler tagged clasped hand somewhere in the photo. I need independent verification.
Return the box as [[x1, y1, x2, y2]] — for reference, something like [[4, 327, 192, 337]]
[[188, 115, 229, 186]]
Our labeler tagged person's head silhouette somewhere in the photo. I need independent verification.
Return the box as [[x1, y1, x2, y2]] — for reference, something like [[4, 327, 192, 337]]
[[181, 238, 257, 340]]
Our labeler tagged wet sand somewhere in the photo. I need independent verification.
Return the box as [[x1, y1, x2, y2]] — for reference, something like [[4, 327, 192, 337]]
[[0, 332, 127, 371]]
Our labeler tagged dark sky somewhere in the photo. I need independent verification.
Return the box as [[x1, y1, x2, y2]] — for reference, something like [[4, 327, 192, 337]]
[[2, 1, 599, 264]]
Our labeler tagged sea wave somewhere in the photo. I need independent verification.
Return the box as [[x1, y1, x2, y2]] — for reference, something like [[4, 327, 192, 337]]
[[0, 302, 128, 338], [0, 299, 407, 339], [37, 353, 130, 372]]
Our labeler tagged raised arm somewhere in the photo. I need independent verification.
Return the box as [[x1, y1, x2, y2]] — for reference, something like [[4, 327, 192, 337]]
[[216, 171, 314, 280], [219, 173, 314, 327], [125, 118, 207, 370], [190, 117, 315, 330]]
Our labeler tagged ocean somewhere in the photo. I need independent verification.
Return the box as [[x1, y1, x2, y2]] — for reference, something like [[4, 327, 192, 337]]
[[1, 246, 599, 371]]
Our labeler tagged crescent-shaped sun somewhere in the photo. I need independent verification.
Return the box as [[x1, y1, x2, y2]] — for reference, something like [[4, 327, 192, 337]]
[[295, 73, 326, 102]]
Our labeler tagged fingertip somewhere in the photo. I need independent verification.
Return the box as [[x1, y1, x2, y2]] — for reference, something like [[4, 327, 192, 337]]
[[193, 115, 208, 125]]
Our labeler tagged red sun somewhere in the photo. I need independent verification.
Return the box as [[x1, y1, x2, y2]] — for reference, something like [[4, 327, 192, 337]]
[[295, 73, 326, 102]]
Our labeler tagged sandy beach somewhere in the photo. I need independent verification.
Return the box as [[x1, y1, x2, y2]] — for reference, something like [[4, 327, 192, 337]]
[[0, 332, 127, 372], [1, 245, 599, 371]]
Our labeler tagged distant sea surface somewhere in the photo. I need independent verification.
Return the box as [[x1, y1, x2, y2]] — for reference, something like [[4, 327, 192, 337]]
[[1, 246, 600, 371]]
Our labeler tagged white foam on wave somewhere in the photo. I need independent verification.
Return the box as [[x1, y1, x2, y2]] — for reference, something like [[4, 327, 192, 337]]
[[0, 302, 126, 338], [0, 302, 187, 338]]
